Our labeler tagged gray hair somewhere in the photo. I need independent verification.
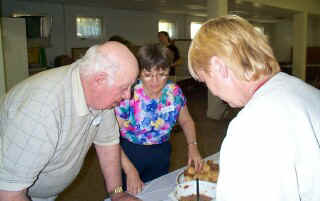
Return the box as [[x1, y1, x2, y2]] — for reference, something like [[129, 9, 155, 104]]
[[78, 45, 118, 85]]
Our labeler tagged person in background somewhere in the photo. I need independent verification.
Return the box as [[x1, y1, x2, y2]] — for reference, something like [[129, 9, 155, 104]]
[[54, 54, 73, 67], [158, 31, 183, 76], [115, 44, 202, 195], [188, 15, 320, 201], [0, 41, 141, 201]]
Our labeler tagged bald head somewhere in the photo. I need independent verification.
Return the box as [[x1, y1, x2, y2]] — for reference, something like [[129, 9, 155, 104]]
[[79, 41, 138, 79], [96, 41, 138, 73], [79, 41, 139, 110]]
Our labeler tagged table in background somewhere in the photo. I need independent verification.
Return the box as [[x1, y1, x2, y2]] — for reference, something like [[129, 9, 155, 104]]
[[104, 152, 219, 201]]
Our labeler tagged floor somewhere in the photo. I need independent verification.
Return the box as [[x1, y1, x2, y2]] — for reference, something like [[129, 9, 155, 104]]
[[57, 83, 235, 201]]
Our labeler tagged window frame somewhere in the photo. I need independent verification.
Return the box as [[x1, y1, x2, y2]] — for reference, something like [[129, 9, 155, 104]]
[[254, 26, 264, 34], [190, 21, 203, 39], [75, 16, 104, 40], [158, 19, 177, 39]]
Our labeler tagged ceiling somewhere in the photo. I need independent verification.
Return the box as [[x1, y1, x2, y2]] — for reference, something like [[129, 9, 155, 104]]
[[22, 0, 297, 23]]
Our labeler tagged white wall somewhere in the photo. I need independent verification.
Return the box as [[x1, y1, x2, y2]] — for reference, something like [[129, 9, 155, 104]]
[[61, 5, 198, 57], [64, 5, 158, 50], [2, 0, 320, 66], [2, 0, 206, 66], [0, 22, 6, 96], [269, 16, 320, 63], [270, 21, 293, 63], [309, 16, 320, 46]]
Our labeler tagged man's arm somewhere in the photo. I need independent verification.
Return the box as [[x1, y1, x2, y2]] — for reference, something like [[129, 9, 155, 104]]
[[0, 189, 30, 201], [95, 144, 122, 193], [95, 144, 141, 201]]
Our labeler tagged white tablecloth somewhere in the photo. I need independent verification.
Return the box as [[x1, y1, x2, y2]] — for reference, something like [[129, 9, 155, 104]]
[[104, 152, 219, 201]]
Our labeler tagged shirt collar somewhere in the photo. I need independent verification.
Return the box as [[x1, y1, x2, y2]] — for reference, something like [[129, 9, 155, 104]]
[[72, 67, 90, 116]]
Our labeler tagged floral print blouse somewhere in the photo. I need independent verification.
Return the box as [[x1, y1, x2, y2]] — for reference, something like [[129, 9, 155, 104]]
[[115, 80, 186, 145]]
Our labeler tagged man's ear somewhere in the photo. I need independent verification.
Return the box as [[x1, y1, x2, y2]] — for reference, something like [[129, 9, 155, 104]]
[[209, 56, 229, 79], [94, 72, 108, 86]]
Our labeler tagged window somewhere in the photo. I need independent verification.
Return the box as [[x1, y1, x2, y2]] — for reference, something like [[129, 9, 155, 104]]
[[190, 21, 203, 39], [254, 26, 264, 34], [158, 20, 175, 38], [76, 17, 102, 39]]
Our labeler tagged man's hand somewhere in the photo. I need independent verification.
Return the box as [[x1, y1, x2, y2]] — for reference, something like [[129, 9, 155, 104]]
[[0, 189, 30, 201], [110, 192, 142, 201]]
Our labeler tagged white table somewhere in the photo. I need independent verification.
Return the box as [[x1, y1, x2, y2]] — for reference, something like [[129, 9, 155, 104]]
[[104, 152, 219, 201]]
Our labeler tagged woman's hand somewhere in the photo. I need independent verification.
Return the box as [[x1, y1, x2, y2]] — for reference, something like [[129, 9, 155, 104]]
[[177, 105, 203, 172], [126, 167, 144, 195], [188, 144, 203, 172]]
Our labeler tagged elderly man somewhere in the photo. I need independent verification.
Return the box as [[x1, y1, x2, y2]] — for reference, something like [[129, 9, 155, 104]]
[[188, 15, 320, 201], [0, 42, 141, 201]]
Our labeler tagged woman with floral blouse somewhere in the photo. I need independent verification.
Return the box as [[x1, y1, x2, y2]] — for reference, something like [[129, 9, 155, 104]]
[[115, 44, 202, 195]]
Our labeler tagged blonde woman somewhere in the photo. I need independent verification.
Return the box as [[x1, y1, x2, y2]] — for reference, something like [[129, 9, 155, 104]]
[[188, 15, 320, 201]]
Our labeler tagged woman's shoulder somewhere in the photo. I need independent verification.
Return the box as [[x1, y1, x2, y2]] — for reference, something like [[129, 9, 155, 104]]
[[165, 81, 182, 90], [164, 81, 185, 98]]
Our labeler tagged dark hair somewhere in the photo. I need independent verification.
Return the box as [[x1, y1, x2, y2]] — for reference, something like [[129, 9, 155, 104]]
[[158, 31, 171, 43], [137, 44, 172, 72], [109, 35, 128, 44], [54, 55, 73, 67]]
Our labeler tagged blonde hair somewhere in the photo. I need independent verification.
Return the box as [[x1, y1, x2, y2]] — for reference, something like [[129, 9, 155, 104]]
[[188, 15, 280, 81]]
